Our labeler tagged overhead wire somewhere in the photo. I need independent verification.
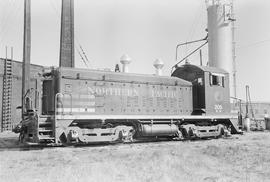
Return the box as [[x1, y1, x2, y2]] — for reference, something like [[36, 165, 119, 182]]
[[236, 39, 270, 51], [186, 1, 204, 41], [75, 45, 89, 68], [73, 0, 92, 68], [48, 0, 61, 20], [182, 1, 205, 63], [74, 37, 92, 68], [0, 0, 16, 32], [48, 0, 91, 68], [49, 0, 89, 68], [79, 44, 91, 67], [0, 0, 22, 44], [72, 0, 92, 68], [49, 0, 59, 15]]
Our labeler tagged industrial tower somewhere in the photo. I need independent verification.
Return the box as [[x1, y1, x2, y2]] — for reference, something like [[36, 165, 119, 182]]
[[206, 0, 236, 98], [59, 0, 75, 68]]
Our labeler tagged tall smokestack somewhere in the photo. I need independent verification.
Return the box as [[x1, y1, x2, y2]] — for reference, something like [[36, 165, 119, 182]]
[[22, 0, 31, 117], [59, 0, 75, 67], [206, 0, 235, 97]]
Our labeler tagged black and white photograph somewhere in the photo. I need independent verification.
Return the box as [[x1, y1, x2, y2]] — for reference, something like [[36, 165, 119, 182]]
[[0, 0, 270, 181]]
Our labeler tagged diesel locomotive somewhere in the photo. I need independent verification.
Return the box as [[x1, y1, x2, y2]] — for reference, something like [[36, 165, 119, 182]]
[[15, 62, 241, 145]]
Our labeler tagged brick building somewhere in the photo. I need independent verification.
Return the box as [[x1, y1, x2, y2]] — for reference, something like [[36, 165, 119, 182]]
[[0, 58, 44, 131]]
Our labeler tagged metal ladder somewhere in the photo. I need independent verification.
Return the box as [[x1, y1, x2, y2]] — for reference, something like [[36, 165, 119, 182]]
[[1, 58, 13, 131]]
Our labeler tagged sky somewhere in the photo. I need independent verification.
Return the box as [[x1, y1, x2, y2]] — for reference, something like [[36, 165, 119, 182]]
[[0, 0, 270, 102]]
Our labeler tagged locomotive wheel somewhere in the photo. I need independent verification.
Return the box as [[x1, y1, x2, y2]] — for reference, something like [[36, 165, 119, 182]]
[[175, 130, 184, 140], [219, 127, 225, 138], [180, 128, 190, 140], [118, 128, 134, 143], [188, 127, 194, 139], [180, 124, 196, 140], [19, 133, 24, 143]]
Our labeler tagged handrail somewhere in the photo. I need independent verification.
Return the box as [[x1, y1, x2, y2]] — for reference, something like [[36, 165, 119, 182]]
[[23, 88, 40, 113], [171, 40, 208, 74], [55, 93, 64, 116], [55, 93, 73, 116], [175, 35, 208, 63]]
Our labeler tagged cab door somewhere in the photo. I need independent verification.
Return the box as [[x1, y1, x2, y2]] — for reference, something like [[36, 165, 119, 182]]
[[42, 79, 55, 115], [192, 75, 205, 115]]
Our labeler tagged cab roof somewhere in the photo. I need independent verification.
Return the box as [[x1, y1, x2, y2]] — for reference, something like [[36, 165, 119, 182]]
[[174, 64, 229, 75]]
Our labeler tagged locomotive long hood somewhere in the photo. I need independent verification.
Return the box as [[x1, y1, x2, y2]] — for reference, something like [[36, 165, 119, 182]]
[[56, 67, 192, 87]]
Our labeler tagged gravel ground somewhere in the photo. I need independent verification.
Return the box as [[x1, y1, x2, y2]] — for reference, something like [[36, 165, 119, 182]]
[[0, 131, 270, 182]]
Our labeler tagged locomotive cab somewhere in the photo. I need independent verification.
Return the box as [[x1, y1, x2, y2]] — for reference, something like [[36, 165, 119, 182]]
[[172, 64, 231, 116]]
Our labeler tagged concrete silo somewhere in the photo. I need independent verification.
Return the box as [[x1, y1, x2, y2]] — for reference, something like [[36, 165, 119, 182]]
[[206, 0, 236, 98]]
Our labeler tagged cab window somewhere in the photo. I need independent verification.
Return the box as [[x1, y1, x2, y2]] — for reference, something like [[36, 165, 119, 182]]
[[210, 73, 224, 87]]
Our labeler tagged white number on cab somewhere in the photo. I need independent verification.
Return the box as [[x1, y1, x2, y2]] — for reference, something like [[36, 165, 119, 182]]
[[214, 104, 223, 113]]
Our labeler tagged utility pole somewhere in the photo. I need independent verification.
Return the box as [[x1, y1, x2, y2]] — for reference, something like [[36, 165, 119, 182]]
[[231, 0, 237, 99], [22, 0, 31, 118], [59, 0, 75, 67]]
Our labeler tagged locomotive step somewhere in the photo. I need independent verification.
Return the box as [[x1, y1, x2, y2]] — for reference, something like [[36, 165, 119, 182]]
[[39, 129, 53, 133], [39, 122, 52, 127], [39, 115, 53, 118], [38, 135, 55, 140], [38, 116, 53, 127]]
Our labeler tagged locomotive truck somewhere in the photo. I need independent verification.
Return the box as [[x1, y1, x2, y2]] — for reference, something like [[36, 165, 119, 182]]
[[15, 62, 241, 145]]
